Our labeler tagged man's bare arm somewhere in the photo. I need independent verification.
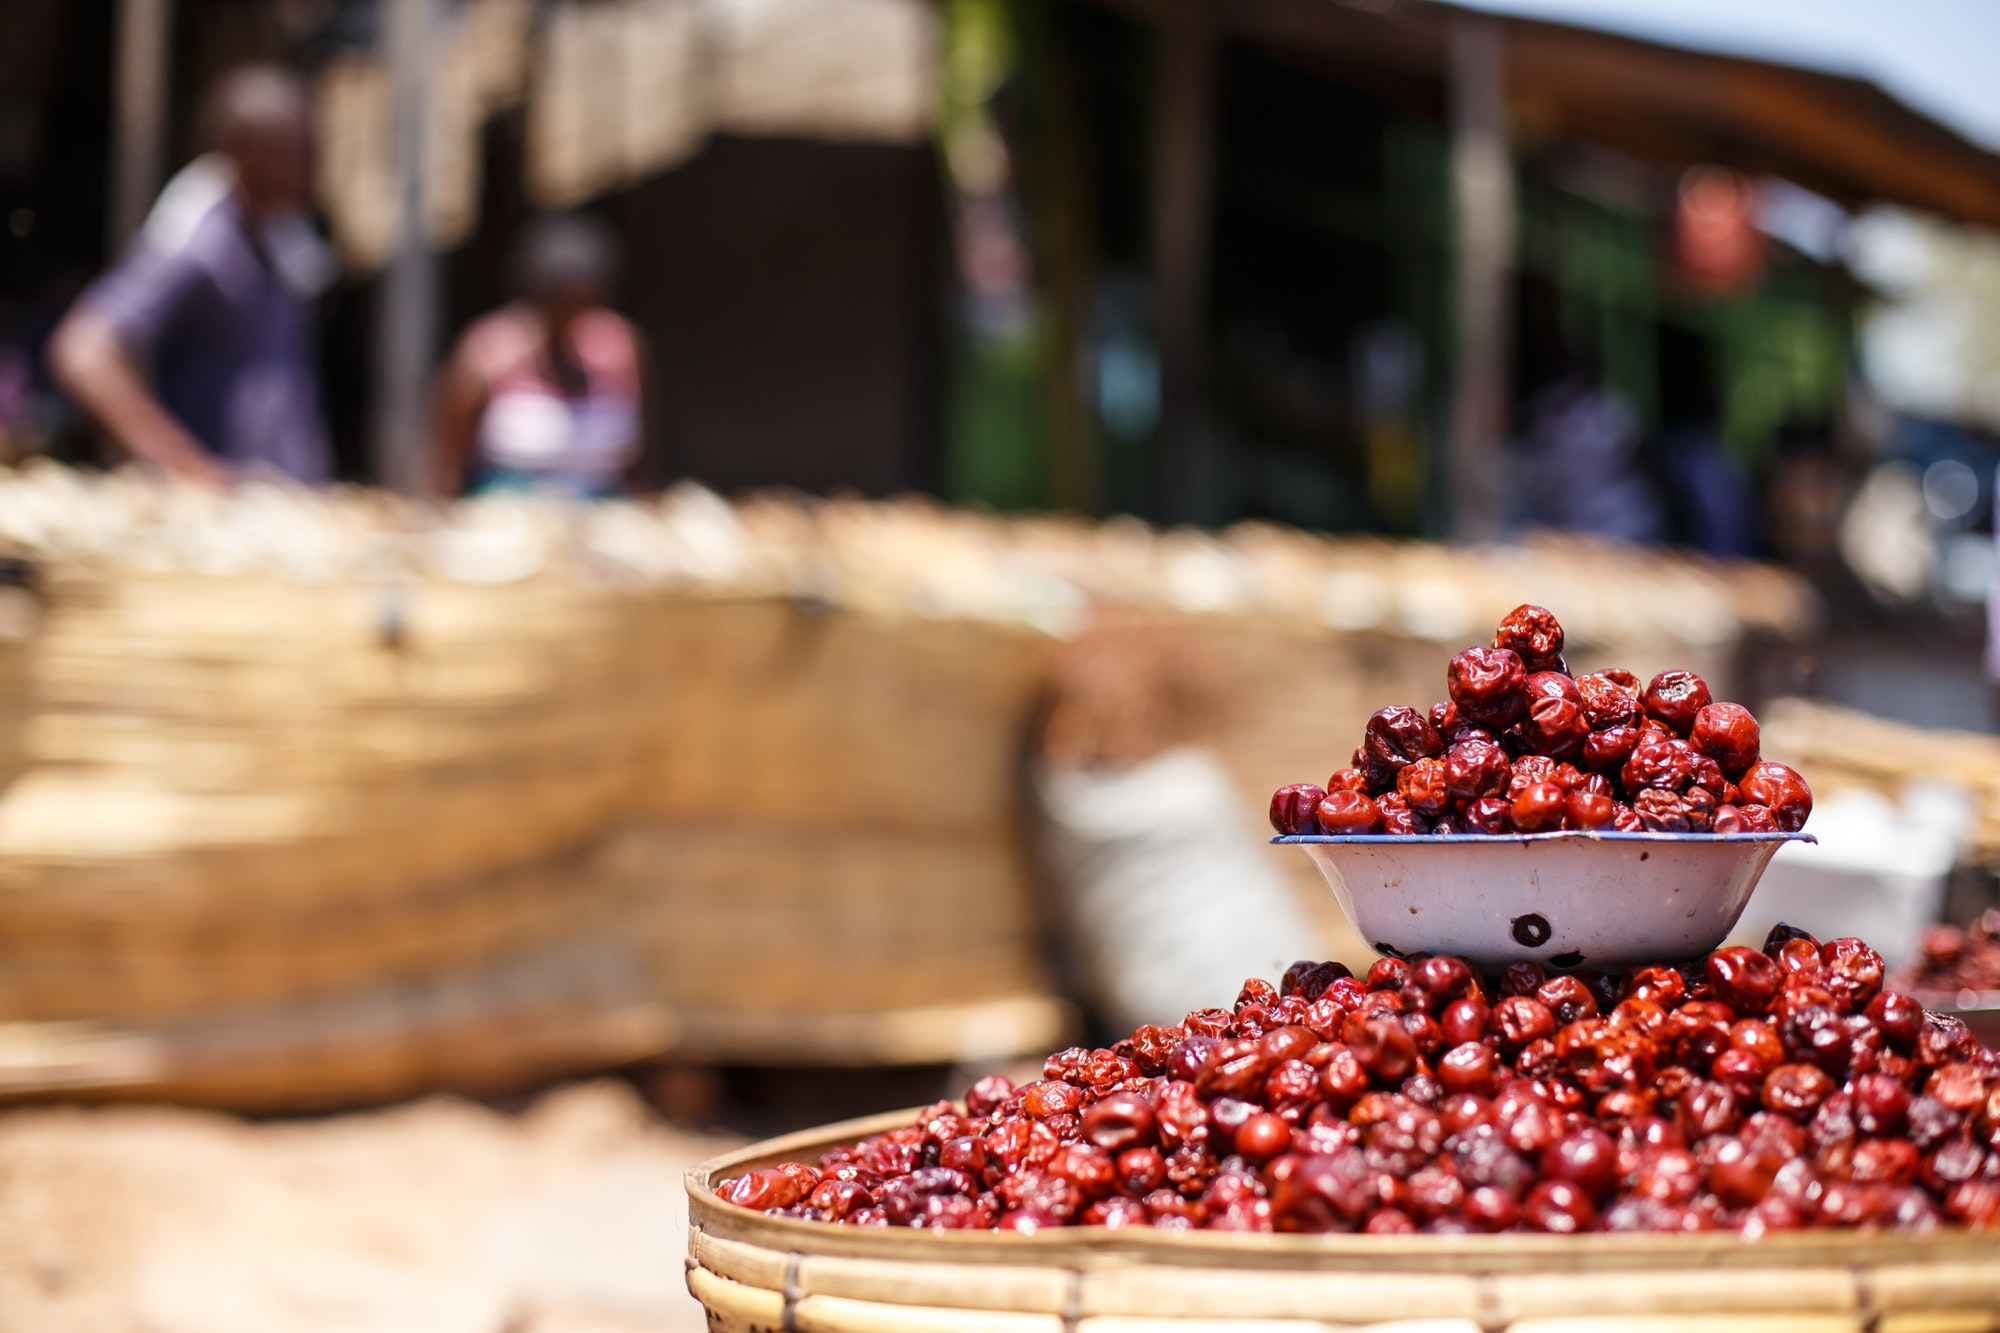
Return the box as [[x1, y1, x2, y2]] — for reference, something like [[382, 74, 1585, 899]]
[[48, 308, 230, 487]]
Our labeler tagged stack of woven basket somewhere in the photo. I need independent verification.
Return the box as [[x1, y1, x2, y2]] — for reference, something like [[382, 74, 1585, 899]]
[[0, 567, 670, 1105]]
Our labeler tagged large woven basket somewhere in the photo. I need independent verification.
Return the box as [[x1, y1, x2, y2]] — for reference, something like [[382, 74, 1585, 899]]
[[686, 1111, 2000, 1333], [0, 575, 1072, 1107]]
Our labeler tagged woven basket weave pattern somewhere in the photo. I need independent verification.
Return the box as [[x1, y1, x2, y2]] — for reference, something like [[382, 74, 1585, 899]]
[[686, 1111, 2000, 1333]]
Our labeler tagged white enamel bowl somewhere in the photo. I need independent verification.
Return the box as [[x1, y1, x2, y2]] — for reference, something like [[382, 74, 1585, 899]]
[[1274, 831, 1814, 970]]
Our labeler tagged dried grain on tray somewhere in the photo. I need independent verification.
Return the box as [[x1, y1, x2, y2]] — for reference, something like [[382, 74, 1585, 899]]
[[0, 461, 1813, 635]]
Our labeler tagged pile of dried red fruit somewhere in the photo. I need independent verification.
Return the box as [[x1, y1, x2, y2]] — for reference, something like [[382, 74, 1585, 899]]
[[1268, 604, 1810, 836], [1895, 912, 2000, 995], [716, 928, 2000, 1234]]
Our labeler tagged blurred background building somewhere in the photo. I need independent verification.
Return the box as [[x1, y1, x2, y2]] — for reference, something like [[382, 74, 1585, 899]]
[[0, 1, 1994, 545]]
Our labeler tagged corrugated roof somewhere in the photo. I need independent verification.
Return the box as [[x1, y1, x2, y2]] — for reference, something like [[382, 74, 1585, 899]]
[[1102, 0, 2000, 227]]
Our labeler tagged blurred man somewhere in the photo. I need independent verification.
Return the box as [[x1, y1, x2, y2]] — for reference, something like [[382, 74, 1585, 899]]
[[50, 65, 330, 486], [428, 215, 650, 499]]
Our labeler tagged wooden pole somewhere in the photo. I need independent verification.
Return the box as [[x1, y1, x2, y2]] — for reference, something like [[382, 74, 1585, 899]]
[[372, 0, 438, 494], [1149, 0, 1215, 525], [109, 0, 174, 251], [1039, 33, 1100, 517], [1447, 14, 1512, 543]]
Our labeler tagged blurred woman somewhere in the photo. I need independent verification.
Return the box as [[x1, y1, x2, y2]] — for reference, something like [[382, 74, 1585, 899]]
[[430, 215, 651, 498]]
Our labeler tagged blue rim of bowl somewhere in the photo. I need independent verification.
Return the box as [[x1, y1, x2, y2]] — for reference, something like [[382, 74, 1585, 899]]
[[1271, 830, 1816, 845]]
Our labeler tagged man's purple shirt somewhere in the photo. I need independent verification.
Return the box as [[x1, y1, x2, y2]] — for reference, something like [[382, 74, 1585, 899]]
[[81, 196, 330, 483]]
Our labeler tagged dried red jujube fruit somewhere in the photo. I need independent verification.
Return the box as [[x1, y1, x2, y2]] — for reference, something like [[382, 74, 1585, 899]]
[[1581, 725, 1641, 774], [1737, 762, 1813, 833], [1511, 780, 1568, 833], [1643, 670, 1712, 737], [1565, 789, 1613, 830], [1707, 947, 1781, 1014], [1375, 792, 1420, 835], [1690, 702, 1760, 778], [1576, 673, 1641, 729], [1270, 783, 1326, 835], [1524, 671, 1582, 707], [1365, 705, 1443, 774], [1632, 788, 1689, 832], [1714, 803, 1778, 834], [1521, 695, 1589, 761], [1448, 646, 1530, 731], [1397, 756, 1452, 819], [1428, 700, 1471, 742], [1444, 736, 1512, 804], [1493, 604, 1566, 673], [1624, 738, 1692, 793], [1316, 791, 1383, 835]]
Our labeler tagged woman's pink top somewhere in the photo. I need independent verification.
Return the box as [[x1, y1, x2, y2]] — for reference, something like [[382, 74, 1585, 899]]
[[464, 303, 642, 487]]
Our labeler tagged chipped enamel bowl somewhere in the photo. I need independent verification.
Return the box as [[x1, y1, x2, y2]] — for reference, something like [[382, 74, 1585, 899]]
[[1274, 831, 1814, 970]]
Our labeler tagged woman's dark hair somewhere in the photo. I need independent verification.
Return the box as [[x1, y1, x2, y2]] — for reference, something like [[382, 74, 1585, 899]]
[[509, 213, 621, 303]]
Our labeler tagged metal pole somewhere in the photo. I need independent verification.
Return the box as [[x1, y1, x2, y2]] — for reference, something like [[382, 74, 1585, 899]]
[[110, 0, 174, 251], [1149, 0, 1215, 526], [1447, 15, 1512, 544], [372, 0, 438, 494]]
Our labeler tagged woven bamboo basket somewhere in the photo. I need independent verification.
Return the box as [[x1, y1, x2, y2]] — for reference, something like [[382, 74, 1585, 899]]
[[1761, 697, 2000, 869], [0, 569, 662, 1026], [686, 1111, 2000, 1333], [0, 570, 1075, 1101], [0, 579, 1065, 1024]]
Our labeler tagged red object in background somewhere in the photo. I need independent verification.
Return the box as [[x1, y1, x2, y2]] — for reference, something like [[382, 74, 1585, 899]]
[[1675, 166, 1764, 293]]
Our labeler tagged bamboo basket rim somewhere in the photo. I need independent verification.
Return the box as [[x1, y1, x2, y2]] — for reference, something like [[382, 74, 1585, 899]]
[[687, 1107, 2000, 1269]]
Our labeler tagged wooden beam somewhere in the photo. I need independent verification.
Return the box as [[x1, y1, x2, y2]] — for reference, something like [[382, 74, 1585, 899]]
[[110, 0, 174, 251], [1501, 22, 2000, 223], [1087, 0, 2000, 228], [1447, 13, 1510, 543], [1149, 0, 1216, 524]]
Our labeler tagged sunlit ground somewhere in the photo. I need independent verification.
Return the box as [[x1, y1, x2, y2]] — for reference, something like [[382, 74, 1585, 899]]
[[0, 1082, 740, 1333]]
